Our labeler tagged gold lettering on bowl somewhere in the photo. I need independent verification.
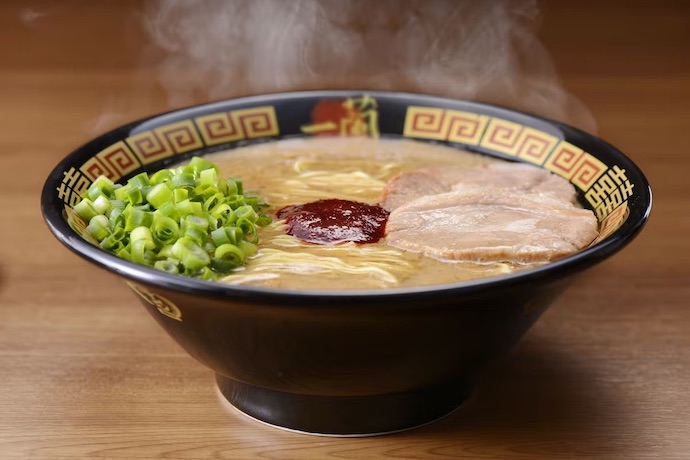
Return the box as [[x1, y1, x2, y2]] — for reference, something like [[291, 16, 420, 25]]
[[127, 282, 182, 322]]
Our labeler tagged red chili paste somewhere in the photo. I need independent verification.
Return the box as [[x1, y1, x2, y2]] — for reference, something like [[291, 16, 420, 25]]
[[276, 199, 389, 245]]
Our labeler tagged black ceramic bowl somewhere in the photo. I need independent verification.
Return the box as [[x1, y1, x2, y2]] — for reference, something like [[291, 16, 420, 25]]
[[42, 91, 651, 436]]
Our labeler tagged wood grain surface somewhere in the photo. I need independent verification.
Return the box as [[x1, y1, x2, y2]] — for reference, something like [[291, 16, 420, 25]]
[[1, 1, 688, 458]]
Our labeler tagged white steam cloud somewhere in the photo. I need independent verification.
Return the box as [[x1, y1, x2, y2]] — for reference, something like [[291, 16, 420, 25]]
[[144, 0, 594, 131]]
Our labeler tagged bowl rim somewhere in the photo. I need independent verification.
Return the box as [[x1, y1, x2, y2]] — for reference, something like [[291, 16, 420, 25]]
[[41, 89, 652, 303]]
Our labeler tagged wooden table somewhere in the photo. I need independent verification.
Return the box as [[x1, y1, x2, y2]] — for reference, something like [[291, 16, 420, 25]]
[[1, 1, 688, 458]]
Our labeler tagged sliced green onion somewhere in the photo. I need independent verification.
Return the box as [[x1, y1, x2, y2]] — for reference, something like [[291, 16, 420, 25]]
[[157, 245, 174, 259], [182, 215, 208, 244], [210, 258, 234, 273], [109, 199, 126, 212], [124, 187, 144, 205], [87, 176, 115, 200], [220, 208, 237, 226], [74, 199, 99, 222], [154, 259, 179, 274], [171, 237, 210, 271], [224, 195, 244, 210], [185, 215, 209, 232], [190, 156, 219, 174], [116, 247, 131, 260], [217, 179, 229, 195], [175, 199, 193, 218], [151, 215, 179, 246], [101, 233, 124, 251], [110, 227, 126, 242], [172, 173, 195, 190], [235, 205, 258, 223], [199, 168, 218, 186], [176, 164, 195, 176], [133, 203, 151, 212], [210, 227, 228, 246], [72, 156, 271, 279], [193, 183, 217, 200], [224, 179, 239, 196], [176, 199, 203, 218], [108, 207, 125, 229], [238, 240, 258, 257], [203, 241, 216, 254], [157, 202, 180, 221], [200, 267, 218, 281], [113, 185, 129, 202], [130, 226, 153, 243], [243, 193, 268, 210], [210, 203, 233, 221], [150, 169, 173, 185], [131, 238, 155, 265], [124, 208, 153, 232], [203, 193, 225, 212], [173, 188, 188, 203], [87, 215, 110, 242], [214, 243, 245, 268], [211, 226, 243, 246], [92, 195, 111, 215], [184, 226, 205, 244], [146, 183, 174, 209], [127, 172, 150, 189], [256, 215, 272, 227], [236, 217, 257, 240], [226, 178, 243, 195]]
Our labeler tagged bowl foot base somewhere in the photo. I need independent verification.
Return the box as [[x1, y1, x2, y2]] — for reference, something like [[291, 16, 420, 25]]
[[216, 375, 473, 436]]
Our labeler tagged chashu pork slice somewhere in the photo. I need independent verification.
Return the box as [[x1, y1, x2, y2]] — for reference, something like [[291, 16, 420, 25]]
[[385, 189, 598, 264], [381, 162, 577, 211]]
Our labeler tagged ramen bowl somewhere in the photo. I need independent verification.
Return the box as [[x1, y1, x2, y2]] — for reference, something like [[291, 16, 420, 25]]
[[42, 91, 651, 436]]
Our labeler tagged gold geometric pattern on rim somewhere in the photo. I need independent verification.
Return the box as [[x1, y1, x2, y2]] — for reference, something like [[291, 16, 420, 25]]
[[479, 118, 525, 156], [445, 110, 489, 145], [515, 127, 559, 165], [80, 156, 115, 181], [126, 130, 175, 165], [80, 141, 141, 182], [231, 106, 279, 139], [402, 107, 489, 145], [194, 106, 279, 145], [403, 106, 448, 140], [570, 153, 608, 191], [195, 112, 244, 146], [544, 141, 584, 179], [590, 201, 629, 244], [154, 120, 204, 154]]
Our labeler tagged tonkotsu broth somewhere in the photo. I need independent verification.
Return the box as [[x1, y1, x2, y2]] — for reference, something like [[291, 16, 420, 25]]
[[207, 137, 541, 290]]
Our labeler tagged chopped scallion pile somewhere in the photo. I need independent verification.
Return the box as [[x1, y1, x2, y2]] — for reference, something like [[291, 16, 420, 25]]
[[73, 156, 271, 280]]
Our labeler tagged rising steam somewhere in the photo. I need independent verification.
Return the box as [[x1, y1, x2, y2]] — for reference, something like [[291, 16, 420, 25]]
[[143, 0, 594, 131]]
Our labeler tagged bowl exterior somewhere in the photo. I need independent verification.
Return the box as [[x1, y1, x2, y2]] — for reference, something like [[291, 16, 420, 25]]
[[128, 277, 568, 397], [127, 274, 570, 434]]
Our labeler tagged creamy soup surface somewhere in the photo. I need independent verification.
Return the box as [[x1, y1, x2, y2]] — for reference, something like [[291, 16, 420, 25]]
[[209, 136, 547, 290]]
